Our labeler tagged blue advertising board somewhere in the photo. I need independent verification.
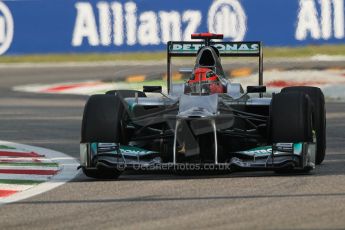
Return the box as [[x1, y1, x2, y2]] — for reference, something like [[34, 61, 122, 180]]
[[0, 0, 345, 55]]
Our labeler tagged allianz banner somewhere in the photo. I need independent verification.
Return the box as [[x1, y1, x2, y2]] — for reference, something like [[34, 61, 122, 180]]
[[1, 0, 345, 55]]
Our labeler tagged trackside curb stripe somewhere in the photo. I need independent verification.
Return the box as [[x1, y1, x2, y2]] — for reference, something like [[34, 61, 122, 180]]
[[0, 179, 44, 185], [0, 174, 53, 181], [0, 169, 58, 175], [0, 157, 50, 163], [0, 151, 43, 157], [0, 141, 80, 205], [0, 190, 17, 197], [42, 81, 102, 93], [0, 162, 58, 167], [0, 145, 16, 150], [0, 184, 34, 191]]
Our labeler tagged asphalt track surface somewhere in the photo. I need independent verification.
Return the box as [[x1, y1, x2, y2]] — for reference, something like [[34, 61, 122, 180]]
[[0, 60, 344, 229]]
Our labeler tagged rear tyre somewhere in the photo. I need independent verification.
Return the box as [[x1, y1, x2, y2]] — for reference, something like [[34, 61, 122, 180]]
[[281, 86, 326, 164], [81, 94, 124, 179]]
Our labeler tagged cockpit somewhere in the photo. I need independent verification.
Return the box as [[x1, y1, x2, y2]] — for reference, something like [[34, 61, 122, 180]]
[[195, 46, 224, 76], [185, 46, 227, 95]]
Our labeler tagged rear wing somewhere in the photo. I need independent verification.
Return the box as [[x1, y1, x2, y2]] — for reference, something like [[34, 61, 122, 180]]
[[166, 41, 263, 93]]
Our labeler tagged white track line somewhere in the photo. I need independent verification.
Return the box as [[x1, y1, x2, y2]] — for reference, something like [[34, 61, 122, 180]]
[[0, 141, 80, 205]]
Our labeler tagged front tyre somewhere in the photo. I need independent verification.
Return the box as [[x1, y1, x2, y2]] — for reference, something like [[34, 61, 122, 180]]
[[81, 94, 124, 179], [82, 167, 121, 180], [271, 92, 313, 173], [271, 92, 313, 143], [281, 86, 326, 164], [81, 94, 123, 143]]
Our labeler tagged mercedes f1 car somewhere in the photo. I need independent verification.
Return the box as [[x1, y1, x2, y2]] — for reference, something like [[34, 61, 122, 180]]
[[79, 33, 326, 179]]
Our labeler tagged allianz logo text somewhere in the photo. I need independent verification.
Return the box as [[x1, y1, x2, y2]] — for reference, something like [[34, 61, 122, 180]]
[[71, 0, 247, 47], [296, 0, 345, 40]]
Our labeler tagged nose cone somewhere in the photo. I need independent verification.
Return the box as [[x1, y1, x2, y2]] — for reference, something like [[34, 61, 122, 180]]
[[178, 107, 215, 118], [178, 94, 218, 118]]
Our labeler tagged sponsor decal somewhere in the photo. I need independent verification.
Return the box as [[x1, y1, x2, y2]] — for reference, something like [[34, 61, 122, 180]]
[[72, 0, 247, 47], [238, 146, 272, 156], [72, 1, 202, 47], [238, 143, 303, 157], [0, 2, 14, 55], [120, 146, 157, 156], [92, 143, 157, 156], [208, 0, 247, 41], [296, 0, 345, 40], [97, 143, 119, 153], [169, 42, 259, 54], [274, 143, 294, 152]]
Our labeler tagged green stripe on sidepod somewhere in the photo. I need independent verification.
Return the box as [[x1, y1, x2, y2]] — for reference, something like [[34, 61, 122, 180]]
[[0, 162, 58, 167], [0, 145, 16, 150], [0, 179, 44, 185]]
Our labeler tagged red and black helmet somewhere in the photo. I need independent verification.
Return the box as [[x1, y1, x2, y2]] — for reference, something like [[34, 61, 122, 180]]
[[187, 68, 225, 94]]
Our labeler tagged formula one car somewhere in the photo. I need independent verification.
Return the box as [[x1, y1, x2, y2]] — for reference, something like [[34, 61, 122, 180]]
[[79, 33, 326, 179]]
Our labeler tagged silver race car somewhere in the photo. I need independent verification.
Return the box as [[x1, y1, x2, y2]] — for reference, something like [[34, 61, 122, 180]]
[[79, 33, 326, 178]]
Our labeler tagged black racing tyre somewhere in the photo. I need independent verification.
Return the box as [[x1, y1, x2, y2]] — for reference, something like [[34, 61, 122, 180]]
[[81, 94, 122, 143], [271, 92, 313, 143], [281, 86, 326, 164], [81, 94, 124, 179], [82, 167, 121, 180]]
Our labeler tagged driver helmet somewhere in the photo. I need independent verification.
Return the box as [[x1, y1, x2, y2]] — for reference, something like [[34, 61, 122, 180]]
[[187, 67, 225, 94]]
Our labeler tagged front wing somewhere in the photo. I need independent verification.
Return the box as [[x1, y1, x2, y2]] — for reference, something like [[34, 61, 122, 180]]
[[80, 142, 315, 172]]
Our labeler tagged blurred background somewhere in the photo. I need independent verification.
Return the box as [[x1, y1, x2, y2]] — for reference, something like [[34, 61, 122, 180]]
[[2, 0, 345, 54], [2, 0, 345, 99]]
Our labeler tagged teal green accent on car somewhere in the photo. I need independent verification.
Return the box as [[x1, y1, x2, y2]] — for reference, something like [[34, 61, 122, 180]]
[[237, 146, 272, 156], [119, 146, 158, 156], [91, 143, 98, 153], [238, 143, 303, 157], [91, 143, 157, 156], [293, 143, 303, 155], [127, 100, 136, 112]]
